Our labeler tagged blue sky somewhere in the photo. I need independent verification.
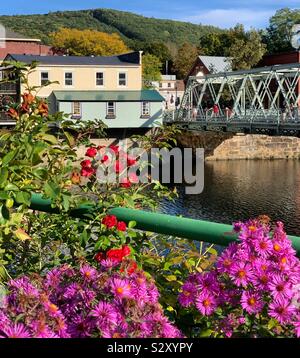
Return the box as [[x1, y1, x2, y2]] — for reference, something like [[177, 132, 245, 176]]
[[0, 0, 298, 29]]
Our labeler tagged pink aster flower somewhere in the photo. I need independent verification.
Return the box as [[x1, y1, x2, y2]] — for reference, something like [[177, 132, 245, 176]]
[[268, 298, 296, 324], [229, 261, 254, 287], [1, 323, 31, 338], [91, 301, 119, 328], [80, 264, 97, 281], [178, 282, 197, 307], [268, 274, 293, 300], [241, 290, 264, 314], [110, 278, 132, 299], [254, 236, 273, 257], [195, 291, 217, 316]]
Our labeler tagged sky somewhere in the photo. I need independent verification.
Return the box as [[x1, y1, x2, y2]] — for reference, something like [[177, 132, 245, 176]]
[[0, 0, 298, 29]]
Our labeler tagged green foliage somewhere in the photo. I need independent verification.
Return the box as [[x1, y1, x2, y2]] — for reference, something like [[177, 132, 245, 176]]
[[142, 54, 162, 88], [264, 8, 300, 54], [0, 8, 222, 48], [173, 43, 199, 79], [199, 25, 266, 70]]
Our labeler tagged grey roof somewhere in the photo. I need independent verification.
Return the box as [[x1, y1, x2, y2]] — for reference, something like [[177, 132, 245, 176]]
[[6, 51, 141, 66], [53, 90, 164, 102], [199, 55, 232, 73], [0, 28, 40, 41]]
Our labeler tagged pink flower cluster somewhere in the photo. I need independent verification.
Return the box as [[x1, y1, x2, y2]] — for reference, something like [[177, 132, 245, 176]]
[[179, 220, 300, 338], [0, 263, 182, 338]]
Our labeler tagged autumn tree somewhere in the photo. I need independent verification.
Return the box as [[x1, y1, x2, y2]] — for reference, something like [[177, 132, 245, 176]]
[[142, 54, 162, 88], [173, 43, 199, 79], [50, 28, 129, 56]]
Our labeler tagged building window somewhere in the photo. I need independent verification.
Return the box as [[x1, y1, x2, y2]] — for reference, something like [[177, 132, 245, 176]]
[[41, 72, 49, 86], [106, 102, 116, 118], [159, 82, 162, 88], [118, 72, 127, 87], [168, 82, 172, 88], [72, 102, 81, 117], [141, 102, 150, 117], [65, 72, 73, 86], [96, 72, 104, 86]]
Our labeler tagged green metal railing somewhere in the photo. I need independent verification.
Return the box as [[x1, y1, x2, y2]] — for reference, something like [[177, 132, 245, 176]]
[[27, 193, 300, 255]]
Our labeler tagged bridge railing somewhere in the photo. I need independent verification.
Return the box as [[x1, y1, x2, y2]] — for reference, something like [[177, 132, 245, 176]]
[[20, 192, 300, 256]]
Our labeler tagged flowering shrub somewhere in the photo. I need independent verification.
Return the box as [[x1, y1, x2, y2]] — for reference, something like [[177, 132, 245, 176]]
[[178, 219, 300, 337], [0, 262, 182, 338]]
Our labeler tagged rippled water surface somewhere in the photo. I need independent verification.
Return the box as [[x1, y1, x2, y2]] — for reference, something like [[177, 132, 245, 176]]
[[161, 160, 300, 236]]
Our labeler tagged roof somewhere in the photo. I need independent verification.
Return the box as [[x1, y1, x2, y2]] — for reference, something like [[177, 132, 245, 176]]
[[53, 90, 164, 102], [0, 28, 40, 42], [199, 55, 232, 73], [6, 52, 142, 66], [176, 80, 185, 91]]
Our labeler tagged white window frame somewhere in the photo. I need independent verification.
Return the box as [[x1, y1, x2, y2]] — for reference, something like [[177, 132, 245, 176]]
[[64, 71, 74, 87], [141, 101, 150, 117], [96, 72, 104, 87], [72, 101, 81, 116], [106, 102, 116, 117], [40, 71, 49, 86], [0, 71, 3, 81], [118, 72, 127, 87]]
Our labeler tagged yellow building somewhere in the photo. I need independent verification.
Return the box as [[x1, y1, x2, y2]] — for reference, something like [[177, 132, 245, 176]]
[[4, 52, 164, 128]]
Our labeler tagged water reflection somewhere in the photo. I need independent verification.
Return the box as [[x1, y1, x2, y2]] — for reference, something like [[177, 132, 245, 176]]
[[161, 160, 300, 236]]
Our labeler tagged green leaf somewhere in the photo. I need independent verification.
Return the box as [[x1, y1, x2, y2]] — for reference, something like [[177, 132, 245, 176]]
[[15, 192, 31, 206], [4, 183, 19, 191], [44, 182, 61, 199], [0, 192, 9, 200], [128, 221, 137, 229], [37, 133, 58, 144], [2, 149, 18, 166], [0, 168, 8, 188], [165, 275, 177, 282], [0, 204, 10, 222]]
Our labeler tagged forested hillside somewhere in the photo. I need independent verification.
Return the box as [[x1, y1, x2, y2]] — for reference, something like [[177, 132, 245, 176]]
[[0, 8, 221, 47]]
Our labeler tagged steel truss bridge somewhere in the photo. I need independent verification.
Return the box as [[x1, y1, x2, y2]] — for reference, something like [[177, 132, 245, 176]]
[[165, 63, 300, 136]]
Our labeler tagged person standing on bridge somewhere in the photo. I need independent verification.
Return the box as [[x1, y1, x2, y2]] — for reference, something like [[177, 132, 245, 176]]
[[213, 104, 219, 118]]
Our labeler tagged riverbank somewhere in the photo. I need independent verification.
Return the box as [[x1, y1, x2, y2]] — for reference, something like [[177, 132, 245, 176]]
[[176, 131, 300, 160]]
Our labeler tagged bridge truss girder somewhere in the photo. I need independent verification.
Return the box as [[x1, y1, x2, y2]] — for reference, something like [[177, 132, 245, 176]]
[[177, 63, 300, 122]]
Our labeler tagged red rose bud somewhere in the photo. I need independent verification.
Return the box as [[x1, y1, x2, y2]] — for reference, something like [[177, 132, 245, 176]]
[[102, 215, 118, 229], [80, 160, 92, 168], [117, 221, 127, 232], [101, 155, 110, 164], [127, 156, 137, 167], [127, 261, 138, 275], [85, 147, 98, 158], [120, 178, 131, 188], [95, 252, 105, 263], [109, 145, 119, 154], [122, 245, 131, 257]]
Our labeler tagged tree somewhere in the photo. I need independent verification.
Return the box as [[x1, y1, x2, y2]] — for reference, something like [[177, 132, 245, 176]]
[[227, 26, 267, 70], [173, 43, 199, 79], [264, 8, 300, 54], [50, 28, 129, 56], [199, 32, 224, 56], [142, 54, 162, 88]]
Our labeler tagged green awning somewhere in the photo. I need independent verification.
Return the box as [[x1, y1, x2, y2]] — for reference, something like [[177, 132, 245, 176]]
[[53, 90, 164, 102]]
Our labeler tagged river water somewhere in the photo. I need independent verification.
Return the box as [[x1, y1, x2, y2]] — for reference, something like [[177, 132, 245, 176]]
[[161, 160, 300, 236]]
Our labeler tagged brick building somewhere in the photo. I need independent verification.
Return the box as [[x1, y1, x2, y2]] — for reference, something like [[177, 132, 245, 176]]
[[0, 28, 53, 60]]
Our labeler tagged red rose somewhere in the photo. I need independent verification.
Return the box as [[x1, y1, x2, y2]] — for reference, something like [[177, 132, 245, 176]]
[[127, 156, 137, 167], [95, 252, 105, 263], [85, 147, 98, 158], [120, 178, 131, 188], [114, 160, 125, 174], [102, 215, 118, 229], [107, 248, 124, 263], [81, 160, 92, 168], [101, 155, 110, 164], [122, 245, 131, 256], [81, 167, 95, 178], [127, 261, 138, 275], [117, 221, 127, 232]]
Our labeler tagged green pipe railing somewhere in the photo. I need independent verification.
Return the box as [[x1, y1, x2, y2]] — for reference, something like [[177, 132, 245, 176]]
[[28, 193, 300, 254]]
